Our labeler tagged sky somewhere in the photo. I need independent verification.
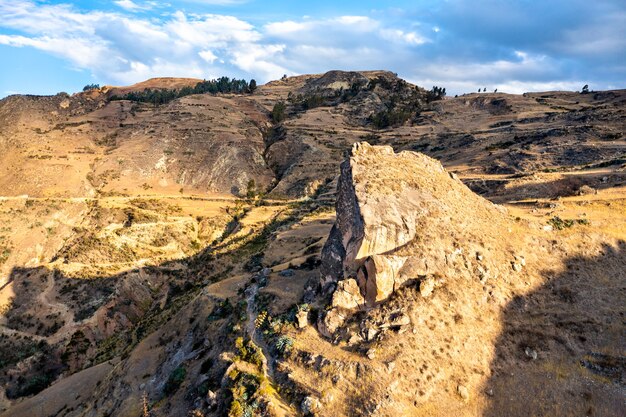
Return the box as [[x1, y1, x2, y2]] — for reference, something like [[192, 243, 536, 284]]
[[0, 0, 625, 97]]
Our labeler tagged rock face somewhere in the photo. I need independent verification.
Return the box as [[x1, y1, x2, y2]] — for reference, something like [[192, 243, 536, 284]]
[[320, 142, 510, 321]]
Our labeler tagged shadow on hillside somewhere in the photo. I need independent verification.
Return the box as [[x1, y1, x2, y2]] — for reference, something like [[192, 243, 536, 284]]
[[483, 240, 626, 417], [464, 172, 626, 204], [0, 196, 319, 408]]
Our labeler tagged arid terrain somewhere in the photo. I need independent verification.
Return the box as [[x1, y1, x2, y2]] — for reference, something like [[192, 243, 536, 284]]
[[0, 71, 624, 417]]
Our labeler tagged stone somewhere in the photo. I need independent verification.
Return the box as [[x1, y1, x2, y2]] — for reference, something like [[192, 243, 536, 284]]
[[279, 268, 295, 277], [331, 278, 365, 310], [301, 396, 322, 416], [420, 276, 436, 297], [390, 313, 410, 327], [318, 309, 346, 338], [457, 385, 470, 401], [296, 310, 309, 329], [524, 347, 538, 360], [347, 331, 362, 345], [386, 361, 396, 373], [358, 255, 407, 305], [318, 143, 510, 335], [206, 390, 217, 409], [366, 348, 377, 359], [365, 327, 379, 341]]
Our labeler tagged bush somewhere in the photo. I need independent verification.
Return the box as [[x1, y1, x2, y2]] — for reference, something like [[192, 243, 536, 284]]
[[548, 216, 589, 230], [83, 84, 100, 91], [275, 335, 294, 355], [208, 299, 234, 321], [271, 101, 286, 123], [163, 366, 187, 395], [426, 86, 446, 102]]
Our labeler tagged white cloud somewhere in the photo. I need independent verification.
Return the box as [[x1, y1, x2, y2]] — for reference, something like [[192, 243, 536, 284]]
[[0, 3, 432, 86], [0, 0, 622, 94], [380, 29, 429, 45], [114, 0, 148, 12], [198, 50, 218, 63]]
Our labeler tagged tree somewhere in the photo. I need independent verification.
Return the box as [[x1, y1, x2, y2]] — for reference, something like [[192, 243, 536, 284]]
[[249, 79, 257, 93], [83, 84, 100, 91], [581, 84, 589, 94], [427, 86, 446, 102], [483, 87, 487, 92], [246, 179, 256, 199], [271, 101, 286, 123], [478, 88, 481, 93], [494, 88, 498, 93]]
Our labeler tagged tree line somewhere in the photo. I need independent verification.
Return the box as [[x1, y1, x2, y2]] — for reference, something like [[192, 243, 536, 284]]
[[109, 77, 257, 105]]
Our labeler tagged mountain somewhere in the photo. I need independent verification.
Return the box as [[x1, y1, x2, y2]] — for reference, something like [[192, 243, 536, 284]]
[[0, 71, 624, 417]]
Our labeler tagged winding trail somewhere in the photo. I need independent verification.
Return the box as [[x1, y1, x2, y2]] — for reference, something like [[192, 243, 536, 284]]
[[244, 280, 294, 416], [245, 282, 276, 380]]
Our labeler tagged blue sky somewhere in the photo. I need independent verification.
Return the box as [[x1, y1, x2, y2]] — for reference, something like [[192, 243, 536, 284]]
[[0, 0, 625, 97]]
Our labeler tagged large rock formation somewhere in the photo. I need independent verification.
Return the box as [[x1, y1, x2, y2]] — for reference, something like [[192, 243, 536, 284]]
[[320, 142, 511, 334]]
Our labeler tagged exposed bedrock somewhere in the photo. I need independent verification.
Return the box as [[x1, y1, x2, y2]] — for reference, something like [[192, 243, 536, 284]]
[[319, 142, 512, 336]]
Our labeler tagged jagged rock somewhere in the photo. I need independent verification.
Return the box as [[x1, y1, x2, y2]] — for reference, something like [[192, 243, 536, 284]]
[[331, 278, 365, 310], [366, 348, 377, 359], [419, 276, 436, 297], [358, 255, 408, 304], [206, 390, 217, 409], [319, 142, 509, 319], [318, 309, 347, 338], [457, 385, 470, 401], [301, 396, 322, 416], [365, 327, 379, 341], [296, 310, 309, 329], [389, 313, 410, 327]]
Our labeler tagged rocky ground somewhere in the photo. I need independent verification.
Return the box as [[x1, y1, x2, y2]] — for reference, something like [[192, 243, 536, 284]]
[[0, 71, 624, 416]]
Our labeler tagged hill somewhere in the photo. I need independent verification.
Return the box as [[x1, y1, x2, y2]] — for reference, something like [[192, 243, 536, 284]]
[[0, 72, 624, 416]]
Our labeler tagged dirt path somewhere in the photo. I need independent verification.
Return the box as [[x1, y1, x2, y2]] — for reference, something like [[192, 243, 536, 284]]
[[245, 282, 275, 380], [244, 280, 294, 416]]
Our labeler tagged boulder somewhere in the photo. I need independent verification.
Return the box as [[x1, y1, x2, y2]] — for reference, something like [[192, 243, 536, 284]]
[[331, 278, 365, 310]]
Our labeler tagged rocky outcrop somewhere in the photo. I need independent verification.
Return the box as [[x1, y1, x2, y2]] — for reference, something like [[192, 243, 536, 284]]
[[319, 142, 511, 334]]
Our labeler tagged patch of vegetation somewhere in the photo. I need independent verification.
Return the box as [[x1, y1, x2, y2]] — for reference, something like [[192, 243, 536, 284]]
[[486, 140, 516, 151], [234, 337, 264, 369], [370, 107, 414, 129], [426, 86, 446, 102], [227, 368, 264, 417], [208, 298, 234, 321], [271, 101, 286, 123], [14, 374, 55, 397], [274, 335, 294, 356], [163, 366, 187, 395], [83, 84, 100, 91], [0, 246, 11, 265], [548, 216, 589, 230], [110, 76, 255, 105]]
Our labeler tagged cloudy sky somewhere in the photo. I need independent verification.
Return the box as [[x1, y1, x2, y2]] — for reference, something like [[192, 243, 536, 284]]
[[0, 0, 625, 97]]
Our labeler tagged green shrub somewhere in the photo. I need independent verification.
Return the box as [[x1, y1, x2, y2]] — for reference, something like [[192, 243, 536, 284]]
[[275, 335, 294, 355], [271, 101, 286, 123], [548, 216, 589, 230], [163, 366, 186, 395]]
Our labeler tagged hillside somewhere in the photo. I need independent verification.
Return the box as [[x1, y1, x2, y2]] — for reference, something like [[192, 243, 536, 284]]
[[0, 72, 624, 417]]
